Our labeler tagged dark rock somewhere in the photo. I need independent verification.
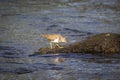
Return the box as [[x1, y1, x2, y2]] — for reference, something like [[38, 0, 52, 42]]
[[38, 33, 120, 54]]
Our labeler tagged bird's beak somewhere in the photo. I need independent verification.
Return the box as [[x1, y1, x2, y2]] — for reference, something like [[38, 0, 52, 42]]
[[66, 39, 69, 43]]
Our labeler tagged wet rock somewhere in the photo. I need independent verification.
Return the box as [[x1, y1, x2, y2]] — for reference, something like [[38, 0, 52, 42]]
[[38, 33, 120, 54]]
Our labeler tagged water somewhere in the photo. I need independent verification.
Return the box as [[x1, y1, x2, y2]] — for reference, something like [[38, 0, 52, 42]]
[[0, 0, 120, 80]]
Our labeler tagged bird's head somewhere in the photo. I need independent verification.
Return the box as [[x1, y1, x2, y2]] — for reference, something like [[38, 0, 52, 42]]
[[62, 37, 69, 43]]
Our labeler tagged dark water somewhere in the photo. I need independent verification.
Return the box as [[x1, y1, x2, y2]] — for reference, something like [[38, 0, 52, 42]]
[[0, 0, 120, 80]]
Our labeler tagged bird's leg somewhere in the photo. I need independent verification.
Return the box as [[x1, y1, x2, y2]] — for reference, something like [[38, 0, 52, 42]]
[[50, 42, 52, 49], [56, 43, 63, 48]]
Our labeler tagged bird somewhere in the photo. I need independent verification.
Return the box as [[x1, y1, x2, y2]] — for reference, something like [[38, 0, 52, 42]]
[[41, 34, 68, 49]]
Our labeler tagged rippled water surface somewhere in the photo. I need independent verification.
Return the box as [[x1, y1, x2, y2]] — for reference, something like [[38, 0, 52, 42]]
[[0, 0, 120, 80]]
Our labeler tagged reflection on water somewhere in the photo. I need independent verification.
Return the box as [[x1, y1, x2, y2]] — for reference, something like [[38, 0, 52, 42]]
[[0, 53, 120, 80], [0, 0, 120, 80]]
